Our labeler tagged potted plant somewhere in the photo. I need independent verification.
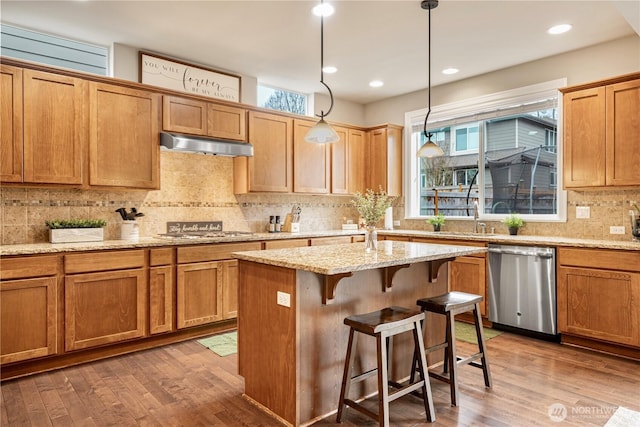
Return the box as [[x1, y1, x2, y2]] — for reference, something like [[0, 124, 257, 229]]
[[352, 187, 395, 252], [502, 213, 524, 235], [46, 219, 107, 243], [427, 213, 445, 232]]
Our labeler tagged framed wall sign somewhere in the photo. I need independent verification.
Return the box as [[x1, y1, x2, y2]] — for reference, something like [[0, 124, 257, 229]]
[[139, 51, 241, 103]]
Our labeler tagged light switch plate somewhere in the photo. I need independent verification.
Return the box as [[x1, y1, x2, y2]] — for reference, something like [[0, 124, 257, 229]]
[[610, 226, 625, 235], [576, 206, 590, 219], [277, 291, 291, 307]]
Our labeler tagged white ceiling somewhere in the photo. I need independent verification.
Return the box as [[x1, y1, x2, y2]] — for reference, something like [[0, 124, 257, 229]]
[[1, 1, 638, 104]]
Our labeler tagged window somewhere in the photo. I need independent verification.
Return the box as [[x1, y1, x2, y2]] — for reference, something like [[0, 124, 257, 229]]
[[0, 24, 108, 75], [258, 85, 308, 115], [405, 79, 567, 222]]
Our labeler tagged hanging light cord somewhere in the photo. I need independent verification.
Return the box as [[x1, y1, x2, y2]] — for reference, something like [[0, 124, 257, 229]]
[[318, 0, 334, 119], [422, 3, 433, 140]]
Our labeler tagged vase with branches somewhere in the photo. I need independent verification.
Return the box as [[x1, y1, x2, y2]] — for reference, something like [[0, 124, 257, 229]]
[[352, 187, 395, 252]]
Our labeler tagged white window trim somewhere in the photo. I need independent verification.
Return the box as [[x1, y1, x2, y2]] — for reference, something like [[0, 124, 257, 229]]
[[404, 79, 567, 223]]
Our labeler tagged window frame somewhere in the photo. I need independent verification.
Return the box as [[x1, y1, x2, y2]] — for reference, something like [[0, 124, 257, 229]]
[[403, 79, 567, 223]]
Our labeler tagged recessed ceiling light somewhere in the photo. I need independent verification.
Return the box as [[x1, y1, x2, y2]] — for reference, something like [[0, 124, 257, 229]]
[[548, 24, 572, 35], [322, 66, 337, 74], [442, 67, 459, 75], [369, 80, 384, 88], [312, 3, 334, 17]]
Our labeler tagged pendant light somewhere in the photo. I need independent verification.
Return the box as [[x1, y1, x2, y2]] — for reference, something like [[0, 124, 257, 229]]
[[305, 0, 340, 144], [416, 0, 445, 158]]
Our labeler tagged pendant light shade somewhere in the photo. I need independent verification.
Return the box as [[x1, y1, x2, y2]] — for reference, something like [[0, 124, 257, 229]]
[[417, 0, 444, 158], [305, 0, 339, 144]]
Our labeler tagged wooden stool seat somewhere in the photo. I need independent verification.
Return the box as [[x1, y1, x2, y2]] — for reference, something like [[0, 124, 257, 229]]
[[337, 306, 436, 426], [415, 291, 492, 407]]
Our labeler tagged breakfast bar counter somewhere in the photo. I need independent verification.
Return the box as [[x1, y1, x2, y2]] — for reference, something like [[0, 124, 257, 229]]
[[233, 241, 486, 426]]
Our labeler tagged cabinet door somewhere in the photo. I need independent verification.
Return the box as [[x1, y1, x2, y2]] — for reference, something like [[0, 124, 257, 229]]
[[222, 260, 239, 319], [348, 129, 366, 194], [449, 256, 487, 316], [65, 269, 147, 351], [558, 267, 640, 347], [149, 265, 174, 334], [605, 79, 640, 186], [563, 88, 606, 188], [23, 69, 85, 185], [1, 277, 57, 364], [89, 82, 159, 189], [208, 103, 246, 141], [162, 96, 207, 135], [177, 262, 223, 328], [239, 111, 292, 193], [293, 119, 330, 193], [368, 126, 402, 195], [0, 65, 23, 182], [331, 126, 349, 194]]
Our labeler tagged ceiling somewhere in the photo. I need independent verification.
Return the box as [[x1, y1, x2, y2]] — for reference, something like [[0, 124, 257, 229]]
[[1, 1, 638, 104]]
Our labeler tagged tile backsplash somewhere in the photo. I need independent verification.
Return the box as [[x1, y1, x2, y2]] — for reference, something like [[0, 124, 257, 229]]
[[1, 151, 639, 245]]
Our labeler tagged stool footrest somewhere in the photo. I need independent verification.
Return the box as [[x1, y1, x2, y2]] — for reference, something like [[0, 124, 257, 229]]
[[343, 399, 378, 421], [349, 368, 378, 384], [424, 342, 448, 354], [456, 352, 483, 367]]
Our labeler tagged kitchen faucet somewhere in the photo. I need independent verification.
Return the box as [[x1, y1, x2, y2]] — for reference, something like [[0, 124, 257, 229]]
[[473, 200, 485, 233]]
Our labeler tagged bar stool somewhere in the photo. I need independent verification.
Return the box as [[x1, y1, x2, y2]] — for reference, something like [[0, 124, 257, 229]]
[[336, 306, 435, 426], [415, 291, 492, 406]]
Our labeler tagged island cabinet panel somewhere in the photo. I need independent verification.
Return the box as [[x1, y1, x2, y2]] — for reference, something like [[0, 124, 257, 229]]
[[176, 261, 223, 328], [88, 82, 160, 189], [557, 248, 640, 348], [65, 269, 147, 351], [23, 69, 86, 185], [293, 119, 330, 194], [234, 111, 293, 193], [0, 64, 23, 182], [149, 248, 175, 335]]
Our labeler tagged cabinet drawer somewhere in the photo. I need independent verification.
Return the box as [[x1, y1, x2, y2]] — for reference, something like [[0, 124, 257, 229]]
[[65, 250, 145, 274], [264, 239, 309, 250], [559, 248, 640, 272], [177, 242, 261, 264], [412, 238, 487, 258], [150, 248, 174, 266], [0, 255, 58, 280], [309, 236, 352, 246]]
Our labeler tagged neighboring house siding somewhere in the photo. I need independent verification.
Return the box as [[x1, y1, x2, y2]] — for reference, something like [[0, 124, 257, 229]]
[[1, 24, 108, 75], [486, 120, 515, 151], [517, 119, 548, 149]]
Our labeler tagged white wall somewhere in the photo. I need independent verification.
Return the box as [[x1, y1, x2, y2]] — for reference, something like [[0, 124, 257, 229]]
[[364, 35, 640, 126]]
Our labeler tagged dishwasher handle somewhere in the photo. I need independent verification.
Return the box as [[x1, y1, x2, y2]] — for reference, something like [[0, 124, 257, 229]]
[[488, 247, 554, 258]]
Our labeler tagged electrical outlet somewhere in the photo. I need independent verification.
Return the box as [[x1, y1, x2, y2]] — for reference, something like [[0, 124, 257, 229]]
[[393, 220, 401, 227], [576, 206, 590, 219], [277, 291, 291, 307], [610, 226, 625, 235]]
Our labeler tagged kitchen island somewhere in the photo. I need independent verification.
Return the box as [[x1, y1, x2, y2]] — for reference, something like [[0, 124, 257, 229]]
[[233, 240, 487, 426]]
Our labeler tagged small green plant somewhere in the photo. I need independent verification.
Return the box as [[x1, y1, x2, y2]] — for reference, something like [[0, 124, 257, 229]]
[[45, 219, 107, 229], [502, 213, 524, 228], [427, 213, 446, 226]]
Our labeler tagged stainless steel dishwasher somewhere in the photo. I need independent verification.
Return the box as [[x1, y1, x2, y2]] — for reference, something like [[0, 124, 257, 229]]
[[487, 244, 557, 336]]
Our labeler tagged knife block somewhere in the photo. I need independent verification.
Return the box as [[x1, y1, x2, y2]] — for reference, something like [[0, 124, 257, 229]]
[[282, 213, 300, 233]]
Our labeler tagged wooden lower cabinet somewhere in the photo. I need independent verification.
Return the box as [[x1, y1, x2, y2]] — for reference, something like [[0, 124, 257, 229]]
[[558, 248, 640, 348], [448, 255, 487, 316], [149, 265, 174, 334], [177, 261, 223, 328], [1, 277, 58, 364], [222, 260, 239, 319], [65, 269, 148, 351]]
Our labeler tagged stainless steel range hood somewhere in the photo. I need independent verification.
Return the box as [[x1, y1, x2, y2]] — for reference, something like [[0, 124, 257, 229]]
[[160, 132, 253, 157]]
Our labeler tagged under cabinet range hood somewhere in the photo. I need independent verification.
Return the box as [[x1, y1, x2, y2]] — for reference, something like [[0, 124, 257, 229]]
[[160, 132, 253, 157]]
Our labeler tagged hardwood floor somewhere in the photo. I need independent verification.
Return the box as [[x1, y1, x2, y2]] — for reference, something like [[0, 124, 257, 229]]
[[2, 331, 639, 426]]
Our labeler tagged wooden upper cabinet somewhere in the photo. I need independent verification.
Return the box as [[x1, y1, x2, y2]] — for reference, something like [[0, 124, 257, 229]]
[[162, 95, 247, 141], [562, 73, 640, 188], [348, 128, 366, 194], [605, 79, 640, 186], [235, 111, 293, 193], [331, 126, 349, 194], [293, 119, 330, 194], [162, 96, 207, 135], [23, 69, 86, 185], [89, 82, 160, 189], [207, 103, 246, 141], [0, 65, 23, 183], [368, 125, 402, 196]]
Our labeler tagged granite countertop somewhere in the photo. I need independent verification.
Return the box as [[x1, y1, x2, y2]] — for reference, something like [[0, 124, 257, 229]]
[[379, 230, 640, 251], [232, 240, 487, 275]]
